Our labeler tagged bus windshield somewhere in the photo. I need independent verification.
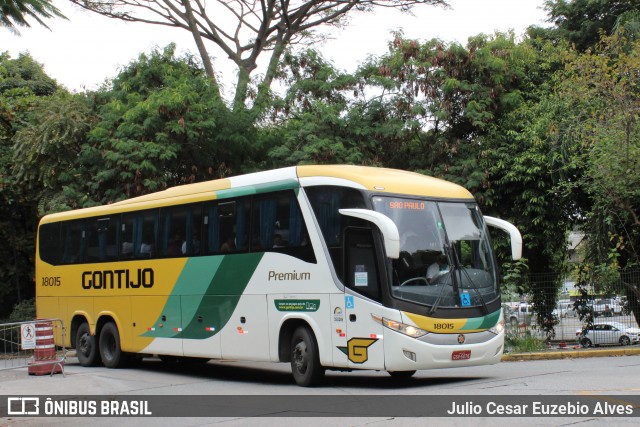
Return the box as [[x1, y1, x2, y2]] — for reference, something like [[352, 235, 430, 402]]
[[372, 196, 498, 310]]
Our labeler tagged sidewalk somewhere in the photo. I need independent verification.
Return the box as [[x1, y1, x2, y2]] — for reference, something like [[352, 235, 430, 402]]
[[502, 343, 640, 361]]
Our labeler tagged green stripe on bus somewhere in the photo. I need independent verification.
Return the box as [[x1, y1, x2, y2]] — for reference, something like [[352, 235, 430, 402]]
[[215, 179, 299, 199], [142, 253, 264, 340], [462, 309, 500, 330]]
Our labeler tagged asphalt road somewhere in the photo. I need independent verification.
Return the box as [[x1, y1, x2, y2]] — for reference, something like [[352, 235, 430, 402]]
[[2, 353, 640, 427]]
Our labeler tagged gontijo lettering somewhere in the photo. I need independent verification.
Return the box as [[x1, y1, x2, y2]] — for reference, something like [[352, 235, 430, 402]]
[[81, 268, 154, 289]]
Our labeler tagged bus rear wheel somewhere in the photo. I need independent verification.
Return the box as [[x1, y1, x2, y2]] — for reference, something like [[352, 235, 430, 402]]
[[76, 322, 100, 367], [290, 326, 325, 387], [99, 322, 129, 368]]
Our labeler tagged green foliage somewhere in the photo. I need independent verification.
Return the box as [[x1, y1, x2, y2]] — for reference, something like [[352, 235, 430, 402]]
[[542, 0, 640, 51], [12, 90, 99, 212], [0, 52, 57, 95], [0, 53, 52, 318], [0, 0, 66, 34], [8, 297, 35, 322], [501, 259, 531, 299], [504, 330, 548, 353], [550, 32, 640, 325]]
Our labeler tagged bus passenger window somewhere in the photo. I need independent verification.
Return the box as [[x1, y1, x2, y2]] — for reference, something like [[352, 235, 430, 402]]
[[251, 190, 316, 263], [121, 210, 158, 259], [39, 222, 61, 265], [61, 221, 87, 264], [203, 198, 250, 255], [160, 204, 202, 257], [87, 218, 119, 262]]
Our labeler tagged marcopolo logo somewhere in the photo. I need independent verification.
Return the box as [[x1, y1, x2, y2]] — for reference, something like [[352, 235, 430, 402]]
[[81, 268, 154, 290]]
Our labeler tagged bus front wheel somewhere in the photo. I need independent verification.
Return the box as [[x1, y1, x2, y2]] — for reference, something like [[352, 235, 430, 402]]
[[99, 322, 129, 368], [76, 322, 100, 367], [290, 326, 325, 387]]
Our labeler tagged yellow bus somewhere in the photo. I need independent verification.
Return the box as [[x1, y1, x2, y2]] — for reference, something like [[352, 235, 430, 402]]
[[36, 165, 521, 386]]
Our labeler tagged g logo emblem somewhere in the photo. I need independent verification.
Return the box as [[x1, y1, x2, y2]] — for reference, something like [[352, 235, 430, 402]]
[[457, 334, 466, 344], [338, 337, 378, 363]]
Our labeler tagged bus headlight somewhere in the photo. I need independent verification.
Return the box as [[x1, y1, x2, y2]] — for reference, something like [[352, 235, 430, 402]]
[[489, 318, 505, 335], [371, 315, 429, 338]]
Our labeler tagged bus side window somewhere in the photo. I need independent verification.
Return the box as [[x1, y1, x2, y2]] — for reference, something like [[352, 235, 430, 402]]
[[344, 227, 381, 302], [122, 210, 158, 259], [39, 222, 61, 265], [160, 204, 202, 257], [61, 221, 87, 264], [251, 190, 316, 263], [306, 186, 367, 280], [203, 198, 250, 254], [87, 217, 119, 262]]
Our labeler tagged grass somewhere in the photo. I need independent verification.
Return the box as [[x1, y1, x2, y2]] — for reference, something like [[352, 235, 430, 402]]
[[504, 330, 548, 353]]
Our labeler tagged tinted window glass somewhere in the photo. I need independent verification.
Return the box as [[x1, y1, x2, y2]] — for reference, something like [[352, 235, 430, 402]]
[[251, 190, 315, 263], [87, 217, 119, 262], [61, 221, 86, 264], [160, 204, 202, 257], [203, 198, 250, 254], [39, 222, 61, 265], [306, 186, 367, 279], [122, 210, 158, 259]]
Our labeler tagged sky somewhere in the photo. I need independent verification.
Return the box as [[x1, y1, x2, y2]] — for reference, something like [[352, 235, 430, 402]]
[[2, 1, 549, 93]]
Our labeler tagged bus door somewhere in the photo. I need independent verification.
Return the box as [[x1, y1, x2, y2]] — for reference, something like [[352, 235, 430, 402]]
[[342, 227, 385, 370]]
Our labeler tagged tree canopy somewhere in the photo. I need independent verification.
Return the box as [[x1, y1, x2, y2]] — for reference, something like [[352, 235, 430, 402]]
[[0, 0, 66, 34], [542, 0, 639, 50], [3, 1, 640, 329], [70, 0, 448, 113]]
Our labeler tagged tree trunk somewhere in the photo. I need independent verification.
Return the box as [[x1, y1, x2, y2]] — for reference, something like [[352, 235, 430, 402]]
[[182, 0, 222, 100]]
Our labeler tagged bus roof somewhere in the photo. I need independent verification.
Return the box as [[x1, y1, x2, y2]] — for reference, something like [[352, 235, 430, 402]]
[[297, 165, 472, 199], [40, 165, 473, 223]]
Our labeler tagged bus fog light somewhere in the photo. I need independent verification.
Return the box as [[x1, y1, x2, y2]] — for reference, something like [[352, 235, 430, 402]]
[[403, 350, 416, 362]]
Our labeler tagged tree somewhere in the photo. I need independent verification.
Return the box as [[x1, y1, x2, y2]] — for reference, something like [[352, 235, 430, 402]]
[[0, 52, 58, 317], [552, 32, 640, 324], [268, 33, 572, 337], [0, 0, 66, 34], [70, 0, 447, 114], [12, 45, 265, 210], [542, 0, 639, 51]]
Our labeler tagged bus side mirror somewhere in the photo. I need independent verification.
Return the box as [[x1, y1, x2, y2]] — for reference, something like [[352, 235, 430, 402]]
[[484, 216, 522, 260], [339, 209, 400, 259]]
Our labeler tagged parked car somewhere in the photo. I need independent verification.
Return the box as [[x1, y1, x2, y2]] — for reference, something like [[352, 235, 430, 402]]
[[508, 303, 535, 326], [576, 321, 640, 347], [589, 299, 623, 317], [555, 301, 577, 318]]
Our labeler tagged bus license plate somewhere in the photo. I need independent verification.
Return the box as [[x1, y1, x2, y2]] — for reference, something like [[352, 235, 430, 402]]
[[451, 350, 471, 360]]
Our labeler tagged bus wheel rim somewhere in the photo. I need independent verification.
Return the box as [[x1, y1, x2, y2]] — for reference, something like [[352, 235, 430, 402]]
[[293, 340, 308, 373]]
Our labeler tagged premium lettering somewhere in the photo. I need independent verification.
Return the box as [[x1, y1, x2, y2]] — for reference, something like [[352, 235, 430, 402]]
[[268, 270, 311, 281], [81, 268, 154, 289]]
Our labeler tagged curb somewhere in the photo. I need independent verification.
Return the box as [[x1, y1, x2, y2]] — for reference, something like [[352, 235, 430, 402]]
[[502, 346, 640, 362]]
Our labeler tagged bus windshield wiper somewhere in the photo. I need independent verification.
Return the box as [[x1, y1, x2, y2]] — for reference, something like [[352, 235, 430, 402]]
[[427, 244, 455, 316], [451, 242, 489, 315]]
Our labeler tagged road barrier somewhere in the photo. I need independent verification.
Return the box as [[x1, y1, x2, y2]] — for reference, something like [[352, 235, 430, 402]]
[[0, 318, 66, 376]]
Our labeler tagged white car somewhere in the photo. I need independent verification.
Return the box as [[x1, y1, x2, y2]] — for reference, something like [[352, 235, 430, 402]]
[[577, 322, 640, 347]]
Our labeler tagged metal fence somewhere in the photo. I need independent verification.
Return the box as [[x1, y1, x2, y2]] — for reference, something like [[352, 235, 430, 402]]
[[503, 273, 640, 344], [0, 318, 66, 376]]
